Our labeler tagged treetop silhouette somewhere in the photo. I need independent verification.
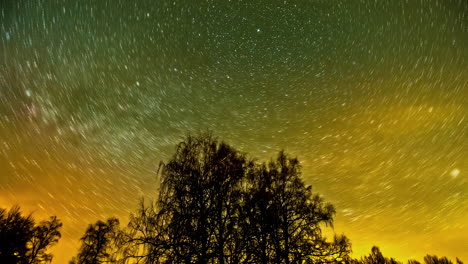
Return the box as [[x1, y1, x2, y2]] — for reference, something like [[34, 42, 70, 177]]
[[118, 133, 351, 264]]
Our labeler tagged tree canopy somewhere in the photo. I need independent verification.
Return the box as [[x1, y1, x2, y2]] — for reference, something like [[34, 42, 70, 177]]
[[118, 134, 350, 264], [69, 218, 120, 264]]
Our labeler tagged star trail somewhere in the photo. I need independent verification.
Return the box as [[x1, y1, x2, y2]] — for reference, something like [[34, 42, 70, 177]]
[[1, 0, 467, 263]]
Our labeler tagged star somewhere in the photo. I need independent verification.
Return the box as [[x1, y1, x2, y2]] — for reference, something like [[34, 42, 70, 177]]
[[450, 168, 460, 178]]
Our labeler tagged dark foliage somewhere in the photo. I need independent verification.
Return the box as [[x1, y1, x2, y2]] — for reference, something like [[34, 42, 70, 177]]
[[27, 216, 62, 264], [423, 255, 464, 264], [69, 218, 120, 264], [153, 134, 254, 264], [350, 247, 465, 264], [243, 151, 350, 264], [0, 206, 62, 264], [0, 206, 34, 264], [357, 246, 401, 264], [119, 134, 350, 264]]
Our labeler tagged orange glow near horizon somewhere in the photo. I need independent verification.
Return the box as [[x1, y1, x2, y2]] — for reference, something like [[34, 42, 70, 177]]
[[1, 0, 467, 263]]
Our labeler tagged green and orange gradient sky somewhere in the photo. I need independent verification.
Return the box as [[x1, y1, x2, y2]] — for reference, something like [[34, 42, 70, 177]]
[[1, 0, 467, 263]]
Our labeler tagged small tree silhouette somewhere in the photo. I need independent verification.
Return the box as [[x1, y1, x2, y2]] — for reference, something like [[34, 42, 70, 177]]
[[0, 206, 62, 264], [354, 247, 465, 264], [0, 206, 34, 264], [423, 255, 465, 264], [27, 216, 62, 264], [70, 218, 120, 264], [247, 151, 350, 264]]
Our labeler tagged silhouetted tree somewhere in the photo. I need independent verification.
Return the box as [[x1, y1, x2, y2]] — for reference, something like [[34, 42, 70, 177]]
[[423, 255, 465, 264], [240, 162, 274, 264], [121, 134, 350, 264], [248, 151, 350, 264], [118, 201, 169, 264], [346, 248, 464, 264], [26, 216, 62, 264], [115, 133, 468, 264], [70, 218, 120, 264], [360, 246, 401, 264], [0, 206, 34, 264], [156, 134, 252, 264], [0, 206, 62, 264]]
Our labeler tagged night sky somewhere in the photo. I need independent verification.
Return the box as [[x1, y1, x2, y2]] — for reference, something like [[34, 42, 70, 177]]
[[1, 0, 467, 263]]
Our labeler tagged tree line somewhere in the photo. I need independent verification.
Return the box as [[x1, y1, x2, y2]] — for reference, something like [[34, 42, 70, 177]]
[[0, 134, 464, 264]]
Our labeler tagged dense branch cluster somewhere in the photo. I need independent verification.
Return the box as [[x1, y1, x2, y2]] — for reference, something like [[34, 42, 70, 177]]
[[118, 134, 350, 264], [0, 207, 62, 264]]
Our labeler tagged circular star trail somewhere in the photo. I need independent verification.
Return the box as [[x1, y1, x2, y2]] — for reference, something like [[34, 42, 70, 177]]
[[1, 0, 467, 262]]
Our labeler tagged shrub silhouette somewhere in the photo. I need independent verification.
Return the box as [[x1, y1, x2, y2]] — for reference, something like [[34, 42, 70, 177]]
[[352, 247, 465, 264]]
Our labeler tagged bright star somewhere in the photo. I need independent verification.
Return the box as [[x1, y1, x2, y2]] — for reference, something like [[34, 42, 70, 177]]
[[450, 168, 460, 178]]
